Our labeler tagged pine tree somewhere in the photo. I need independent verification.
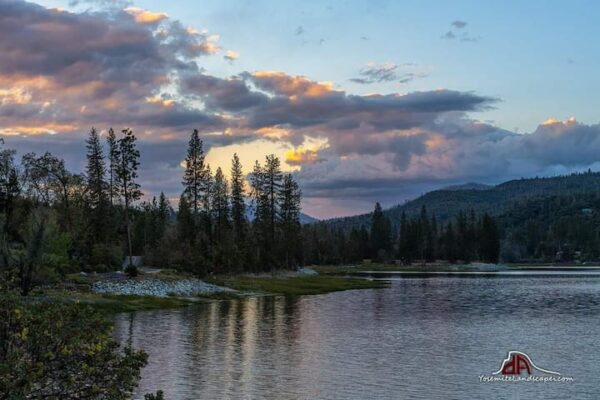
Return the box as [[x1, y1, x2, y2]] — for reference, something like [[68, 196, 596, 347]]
[[177, 194, 193, 243], [278, 173, 302, 268], [443, 221, 457, 263], [397, 211, 408, 262], [249, 160, 271, 269], [115, 128, 142, 271], [106, 128, 118, 206], [370, 202, 391, 260], [182, 129, 208, 215], [250, 160, 267, 224], [156, 192, 170, 241], [85, 127, 108, 243], [479, 213, 500, 263], [263, 154, 283, 244], [212, 167, 230, 241], [211, 167, 232, 272], [230, 153, 247, 242]]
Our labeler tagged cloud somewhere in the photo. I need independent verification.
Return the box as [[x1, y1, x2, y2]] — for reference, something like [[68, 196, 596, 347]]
[[124, 6, 168, 24], [0, 0, 225, 135], [293, 115, 600, 214], [350, 63, 430, 85], [442, 31, 456, 40], [442, 21, 479, 42], [451, 20, 467, 29], [224, 50, 239, 62], [285, 148, 325, 166], [350, 63, 398, 84], [180, 73, 268, 111]]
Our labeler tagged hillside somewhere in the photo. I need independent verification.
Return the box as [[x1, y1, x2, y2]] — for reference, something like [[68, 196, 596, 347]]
[[325, 170, 600, 230]]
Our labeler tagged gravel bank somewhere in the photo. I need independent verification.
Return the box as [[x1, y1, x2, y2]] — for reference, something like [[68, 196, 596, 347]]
[[92, 278, 236, 297]]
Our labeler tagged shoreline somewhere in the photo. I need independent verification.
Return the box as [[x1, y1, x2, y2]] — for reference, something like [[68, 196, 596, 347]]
[[40, 262, 599, 314], [40, 270, 389, 313]]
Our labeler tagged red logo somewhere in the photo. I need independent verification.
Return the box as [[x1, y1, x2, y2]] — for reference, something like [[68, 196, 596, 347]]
[[493, 351, 560, 376]]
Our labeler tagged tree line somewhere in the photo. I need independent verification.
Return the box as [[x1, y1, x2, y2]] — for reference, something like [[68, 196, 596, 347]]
[[302, 203, 500, 265], [0, 128, 302, 295]]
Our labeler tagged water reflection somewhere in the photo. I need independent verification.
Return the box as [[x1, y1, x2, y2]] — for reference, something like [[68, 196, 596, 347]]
[[115, 277, 600, 399]]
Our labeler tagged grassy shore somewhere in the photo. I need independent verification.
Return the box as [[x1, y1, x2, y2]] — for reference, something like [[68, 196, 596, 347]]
[[313, 262, 600, 275], [42, 290, 200, 313], [41, 271, 389, 313]]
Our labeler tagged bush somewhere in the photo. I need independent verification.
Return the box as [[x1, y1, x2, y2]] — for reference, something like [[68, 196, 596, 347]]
[[145, 390, 165, 400], [90, 243, 123, 270], [0, 292, 148, 399], [125, 264, 138, 278], [94, 263, 111, 273]]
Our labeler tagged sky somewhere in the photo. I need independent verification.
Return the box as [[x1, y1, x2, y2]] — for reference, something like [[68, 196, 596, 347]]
[[2, 0, 600, 218]]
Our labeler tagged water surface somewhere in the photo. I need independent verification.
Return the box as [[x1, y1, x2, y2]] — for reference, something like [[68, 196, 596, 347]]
[[115, 275, 600, 399]]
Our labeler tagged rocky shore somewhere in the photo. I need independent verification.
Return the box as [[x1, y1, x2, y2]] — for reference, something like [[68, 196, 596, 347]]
[[92, 278, 236, 297]]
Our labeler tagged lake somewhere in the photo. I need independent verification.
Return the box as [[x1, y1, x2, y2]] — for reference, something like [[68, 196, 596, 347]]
[[114, 273, 600, 399]]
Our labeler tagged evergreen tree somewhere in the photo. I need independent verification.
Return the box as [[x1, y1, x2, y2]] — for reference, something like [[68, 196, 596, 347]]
[[115, 129, 141, 270], [397, 211, 409, 262], [84, 127, 108, 244], [212, 167, 230, 241], [370, 202, 391, 260], [106, 128, 118, 207], [230, 153, 247, 242], [479, 213, 500, 263], [278, 173, 302, 268], [182, 129, 208, 215], [263, 154, 283, 244], [211, 167, 232, 272], [177, 194, 193, 243], [156, 192, 170, 241], [443, 221, 457, 262]]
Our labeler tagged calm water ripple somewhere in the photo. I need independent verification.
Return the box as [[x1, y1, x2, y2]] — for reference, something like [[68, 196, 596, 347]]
[[114, 275, 600, 399]]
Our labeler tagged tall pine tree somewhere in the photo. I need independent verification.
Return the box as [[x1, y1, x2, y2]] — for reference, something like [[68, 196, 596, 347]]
[[230, 153, 247, 242], [85, 127, 108, 244], [182, 129, 208, 215], [370, 202, 392, 261], [115, 129, 141, 270], [278, 173, 302, 268], [106, 128, 118, 207]]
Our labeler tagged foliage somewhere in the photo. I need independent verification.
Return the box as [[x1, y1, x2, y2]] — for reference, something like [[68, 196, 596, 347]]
[[144, 391, 165, 400], [0, 292, 147, 399], [304, 205, 501, 265]]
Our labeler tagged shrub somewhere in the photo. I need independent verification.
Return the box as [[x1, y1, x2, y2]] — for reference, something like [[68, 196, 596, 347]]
[[0, 292, 148, 399], [125, 264, 139, 278]]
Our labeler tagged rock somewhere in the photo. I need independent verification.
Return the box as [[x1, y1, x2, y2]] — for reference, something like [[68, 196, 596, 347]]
[[298, 267, 318, 276], [92, 278, 235, 297]]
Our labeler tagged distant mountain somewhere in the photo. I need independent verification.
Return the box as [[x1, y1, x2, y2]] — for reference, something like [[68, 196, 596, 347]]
[[442, 182, 491, 191], [299, 213, 319, 224], [244, 205, 319, 225], [324, 170, 600, 230]]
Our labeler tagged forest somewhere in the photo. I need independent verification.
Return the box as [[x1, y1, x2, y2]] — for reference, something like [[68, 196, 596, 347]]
[[0, 128, 302, 297], [303, 203, 500, 265]]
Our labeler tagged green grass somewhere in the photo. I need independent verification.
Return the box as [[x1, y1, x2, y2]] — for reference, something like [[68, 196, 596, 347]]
[[207, 275, 389, 296], [42, 290, 197, 313]]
